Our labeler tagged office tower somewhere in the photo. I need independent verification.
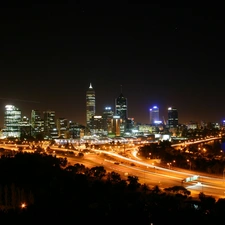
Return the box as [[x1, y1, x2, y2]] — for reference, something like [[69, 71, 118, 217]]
[[31, 109, 44, 136], [3, 105, 22, 138], [91, 115, 104, 135], [115, 87, 127, 121], [56, 118, 68, 138], [112, 116, 122, 137], [68, 121, 84, 139], [149, 106, 159, 124], [115, 86, 127, 134], [43, 110, 58, 139], [86, 83, 96, 128], [167, 107, 178, 128], [102, 106, 114, 134], [19, 116, 32, 138]]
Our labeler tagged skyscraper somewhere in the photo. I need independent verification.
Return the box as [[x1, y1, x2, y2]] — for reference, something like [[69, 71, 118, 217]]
[[86, 83, 96, 128], [43, 110, 58, 139], [102, 106, 114, 134], [115, 86, 127, 121], [115, 86, 127, 134], [3, 105, 22, 138], [149, 106, 159, 124], [167, 107, 178, 128], [31, 109, 44, 136]]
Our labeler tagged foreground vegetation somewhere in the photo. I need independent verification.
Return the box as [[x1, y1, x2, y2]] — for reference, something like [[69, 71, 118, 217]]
[[0, 153, 225, 225]]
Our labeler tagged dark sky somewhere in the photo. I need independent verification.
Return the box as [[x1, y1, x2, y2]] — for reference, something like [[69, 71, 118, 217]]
[[0, 2, 225, 127]]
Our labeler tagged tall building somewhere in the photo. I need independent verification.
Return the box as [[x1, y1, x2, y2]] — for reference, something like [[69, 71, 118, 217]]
[[149, 106, 159, 124], [3, 105, 22, 138], [68, 121, 85, 139], [112, 116, 122, 137], [115, 86, 127, 134], [102, 106, 114, 134], [167, 107, 178, 128], [19, 116, 31, 138], [115, 88, 127, 121], [43, 110, 58, 139], [90, 115, 104, 135], [31, 109, 44, 137], [86, 83, 96, 128], [56, 118, 68, 139]]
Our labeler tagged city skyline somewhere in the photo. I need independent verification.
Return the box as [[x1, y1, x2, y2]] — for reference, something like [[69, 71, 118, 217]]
[[1, 3, 225, 126], [0, 83, 223, 129]]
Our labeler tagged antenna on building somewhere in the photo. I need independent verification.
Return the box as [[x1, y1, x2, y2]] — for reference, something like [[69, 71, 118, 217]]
[[89, 83, 93, 89], [120, 85, 123, 93]]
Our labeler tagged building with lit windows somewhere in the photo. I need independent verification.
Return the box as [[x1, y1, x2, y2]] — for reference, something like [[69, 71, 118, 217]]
[[3, 105, 22, 138], [56, 118, 68, 139], [86, 83, 96, 129], [90, 115, 104, 135], [112, 116, 122, 137], [149, 106, 159, 124], [43, 110, 58, 139], [115, 87, 127, 134], [67, 121, 85, 139], [19, 116, 32, 138], [102, 106, 114, 134], [167, 107, 178, 128], [31, 109, 44, 137]]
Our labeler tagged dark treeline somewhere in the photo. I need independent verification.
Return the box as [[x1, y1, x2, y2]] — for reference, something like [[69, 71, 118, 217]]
[[0, 153, 225, 225], [139, 140, 225, 175]]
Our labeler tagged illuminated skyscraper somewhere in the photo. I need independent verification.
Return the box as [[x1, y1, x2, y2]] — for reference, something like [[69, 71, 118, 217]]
[[115, 87, 127, 121], [3, 105, 22, 138], [167, 107, 178, 128], [86, 83, 96, 128], [102, 106, 114, 134], [115, 86, 127, 134], [43, 110, 58, 139], [31, 109, 44, 136], [149, 106, 159, 124]]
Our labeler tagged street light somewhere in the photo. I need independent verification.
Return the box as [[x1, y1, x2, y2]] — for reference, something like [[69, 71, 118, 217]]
[[187, 159, 191, 170], [167, 162, 171, 169], [21, 202, 26, 209]]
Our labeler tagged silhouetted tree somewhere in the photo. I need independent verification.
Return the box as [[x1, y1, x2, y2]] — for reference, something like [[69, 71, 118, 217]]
[[127, 175, 141, 191], [107, 171, 121, 184], [90, 166, 106, 180]]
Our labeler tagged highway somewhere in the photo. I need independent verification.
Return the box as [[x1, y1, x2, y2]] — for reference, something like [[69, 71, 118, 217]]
[[63, 149, 225, 200], [1, 137, 225, 200]]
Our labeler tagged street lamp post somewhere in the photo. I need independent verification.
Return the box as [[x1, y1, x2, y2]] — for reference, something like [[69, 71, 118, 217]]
[[167, 162, 171, 169], [187, 159, 191, 170]]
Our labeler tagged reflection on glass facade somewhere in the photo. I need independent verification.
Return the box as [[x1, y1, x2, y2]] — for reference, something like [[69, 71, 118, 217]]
[[86, 83, 95, 128], [3, 105, 21, 138]]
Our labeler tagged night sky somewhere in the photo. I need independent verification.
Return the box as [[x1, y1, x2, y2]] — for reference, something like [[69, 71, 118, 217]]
[[0, 2, 225, 127]]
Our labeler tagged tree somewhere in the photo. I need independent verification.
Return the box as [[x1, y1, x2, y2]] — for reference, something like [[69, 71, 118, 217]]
[[164, 186, 191, 196], [152, 185, 161, 194], [90, 166, 106, 180], [199, 192, 216, 212], [73, 163, 86, 174], [127, 175, 141, 191], [107, 171, 121, 184]]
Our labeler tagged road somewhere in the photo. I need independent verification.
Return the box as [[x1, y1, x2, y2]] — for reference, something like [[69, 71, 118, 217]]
[[62, 150, 225, 200], [1, 141, 225, 200]]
